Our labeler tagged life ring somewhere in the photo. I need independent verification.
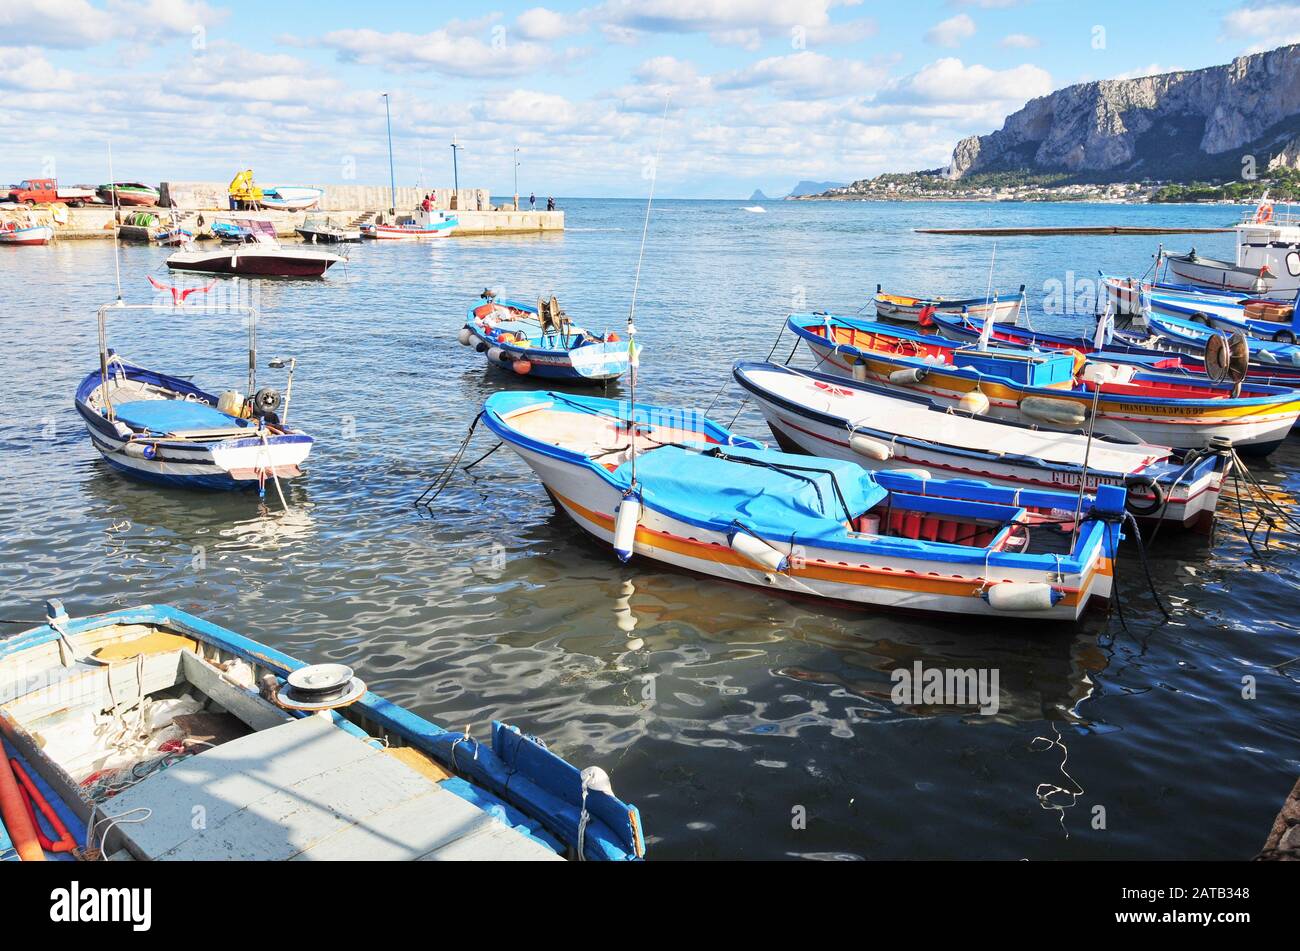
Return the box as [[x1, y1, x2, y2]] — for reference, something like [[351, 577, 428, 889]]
[[1123, 474, 1165, 517], [1256, 203, 1273, 224]]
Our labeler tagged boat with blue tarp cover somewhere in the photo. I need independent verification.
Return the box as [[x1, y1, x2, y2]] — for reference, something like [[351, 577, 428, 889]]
[[733, 360, 1227, 533], [74, 296, 312, 491], [482, 389, 1125, 621], [789, 313, 1300, 454], [460, 291, 632, 382], [0, 602, 644, 862]]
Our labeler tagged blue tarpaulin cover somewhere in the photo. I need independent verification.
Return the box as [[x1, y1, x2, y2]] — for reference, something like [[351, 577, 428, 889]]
[[112, 400, 250, 434], [612, 444, 885, 540]]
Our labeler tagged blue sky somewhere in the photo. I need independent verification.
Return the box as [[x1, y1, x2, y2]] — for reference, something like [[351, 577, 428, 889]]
[[1, 1, 1295, 197]]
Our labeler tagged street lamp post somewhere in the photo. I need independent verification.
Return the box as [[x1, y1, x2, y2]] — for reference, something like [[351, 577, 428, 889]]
[[450, 136, 463, 210], [513, 146, 520, 211], [381, 93, 396, 215]]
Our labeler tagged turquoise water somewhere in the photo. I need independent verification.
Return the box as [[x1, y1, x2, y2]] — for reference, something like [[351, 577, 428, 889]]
[[1, 199, 1297, 859]]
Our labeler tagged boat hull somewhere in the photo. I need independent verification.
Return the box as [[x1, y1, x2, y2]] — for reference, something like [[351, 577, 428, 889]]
[[0, 224, 53, 245], [463, 298, 630, 383], [876, 293, 1023, 324], [1165, 252, 1274, 293], [364, 225, 455, 239], [166, 247, 341, 278]]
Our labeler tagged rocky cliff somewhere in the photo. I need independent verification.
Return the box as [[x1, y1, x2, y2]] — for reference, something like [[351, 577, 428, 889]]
[[947, 44, 1300, 182]]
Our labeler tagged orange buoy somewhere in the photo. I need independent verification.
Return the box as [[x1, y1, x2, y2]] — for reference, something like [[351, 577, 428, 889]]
[[10, 759, 74, 853], [513, 359, 533, 375], [0, 752, 44, 861], [607, 332, 620, 343]]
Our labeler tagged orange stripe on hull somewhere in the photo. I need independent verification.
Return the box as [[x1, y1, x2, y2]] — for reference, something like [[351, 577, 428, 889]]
[[551, 489, 1109, 607]]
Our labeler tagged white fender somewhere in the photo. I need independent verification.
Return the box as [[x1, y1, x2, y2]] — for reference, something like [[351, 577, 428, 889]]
[[888, 367, 928, 385], [1256, 349, 1277, 363], [457, 327, 473, 346], [613, 498, 641, 563], [1290, 349, 1300, 367], [1019, 396, 1087, 427], [849, 434, 893, 461], [957, 390, 990, 415], [851, 361, 867, 382], [487, 346, 506, 363], [889, 468, 932, 480], [984, 582, 1062, 612], [729, 531, 789, 573]]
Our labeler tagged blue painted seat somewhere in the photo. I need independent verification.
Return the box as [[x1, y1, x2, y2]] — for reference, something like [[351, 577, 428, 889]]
[[112, 400, 250, 434]]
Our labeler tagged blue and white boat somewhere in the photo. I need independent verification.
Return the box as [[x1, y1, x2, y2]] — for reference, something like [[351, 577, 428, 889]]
[[75, 298, 312, 491], [259, 185, 324, 210], [0, 602, 644, 861], [459, 293, 632, 383], [482, 389, 1125, 621], [1145, 287, 1300, 343]]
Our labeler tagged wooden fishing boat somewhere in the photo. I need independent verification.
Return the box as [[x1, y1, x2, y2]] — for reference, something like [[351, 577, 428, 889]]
[[733, 360, 1227, 533], [460, 293, 631, 383], [295, 214, 361, 243], [75, 297, 311, 490], [362, 209, 457, 240], [1102, 275, 1251, 317], [1162, 250, 1273, 293], [0, 602, 644, 861], [259, 185, 324, 210], [874, 284, 1025, 324], [0, 220, 53, 245], [97, 182, 159, 206], [482, 390, 1124, 621], [788, 313, 1300, 455], [1163, 203, 1300, 295], [928, 311, 1300, 387], [167, 220, 341, 277], [1146, 287, 1300, 343]]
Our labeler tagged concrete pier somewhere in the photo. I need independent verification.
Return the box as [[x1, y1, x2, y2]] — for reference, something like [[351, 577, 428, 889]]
[[1, 180, 564, 240]]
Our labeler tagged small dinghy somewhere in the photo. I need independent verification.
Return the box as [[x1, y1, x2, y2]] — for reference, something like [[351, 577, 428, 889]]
[[482, 390, 1125, 621], [459, 292, 632, 382], [295, 214, 361, 243], [0, 602, 644, 861], [0, 216, 53, 245], [259, 185, 324, 210], [167, 220, 342, 277], [874, 284, 1026, 324], [789, 313, 1300, 455], [734, 360, 1227, 533], [75, 294, 312, 490]]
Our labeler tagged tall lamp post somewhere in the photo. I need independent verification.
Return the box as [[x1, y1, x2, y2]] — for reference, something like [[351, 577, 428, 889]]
[[381, 93, 396, 215], [513, 146, 520, 211], [450, 136, 463, 210]]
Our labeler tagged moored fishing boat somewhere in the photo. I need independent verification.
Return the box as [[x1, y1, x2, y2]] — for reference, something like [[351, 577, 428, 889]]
[[362, 208, 457, 239], [1146, 286, 1300, 342], [97, 182, 159, 206], [459, 292, 631, 382], [874, 284, 1026, 324], [788, 313, 1300, 454], [482, 390, 1123, 621], [1102, 275, 1252, 317], [0, 601, 644, 861], [1162, 200, 1300, 295], [733, 360, 1227, 533], [259, 185, 324, 210], [167, 220, 342, 277], [75, 295, 311, 490], [928, 310, 1300, 386]]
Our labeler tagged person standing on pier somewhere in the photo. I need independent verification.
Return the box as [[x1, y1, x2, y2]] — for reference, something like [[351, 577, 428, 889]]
[[529, 192, 536, 209], [547, 196, 555, 211]]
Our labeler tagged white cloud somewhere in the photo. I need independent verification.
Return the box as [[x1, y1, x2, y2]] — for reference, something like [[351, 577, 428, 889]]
[[515, 7, 587, 41], [0, 0, 224, 48], [1221, 3, 1300, 52], [596, 0, 860, 46], [316, 27, 557, 78], [882, 58, 1052, 105], [925, 14, 976, 48], [1000, 33, 1040, 49], [0, 46, 78, 91], [715, 51, 889, 99]]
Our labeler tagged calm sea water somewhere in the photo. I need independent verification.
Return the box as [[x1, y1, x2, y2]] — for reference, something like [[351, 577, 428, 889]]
[[2, 199, 1298, 859]]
